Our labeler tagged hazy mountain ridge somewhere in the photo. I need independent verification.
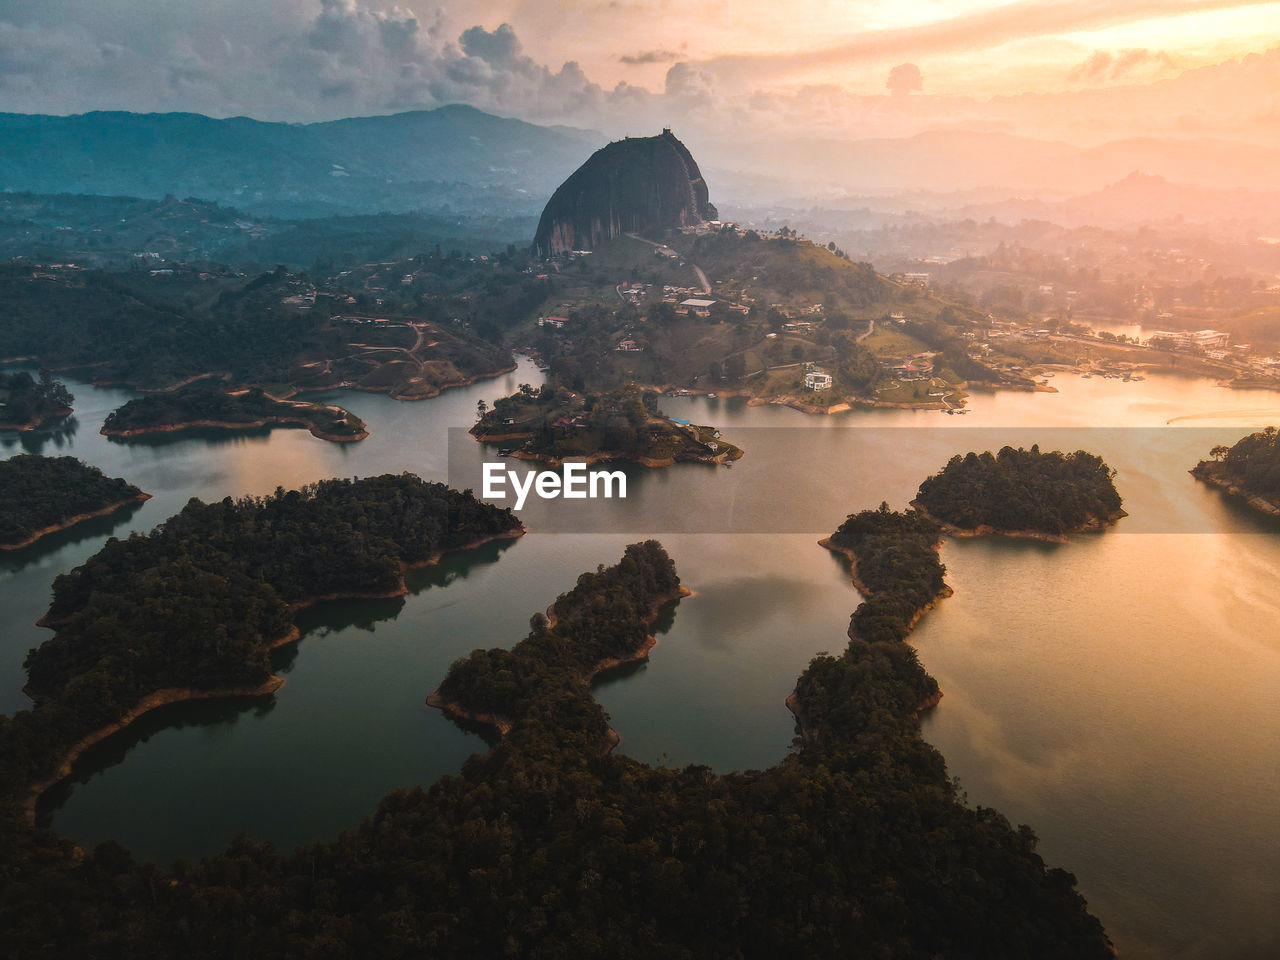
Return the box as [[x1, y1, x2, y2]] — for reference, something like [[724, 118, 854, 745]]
[[0, 106, 604, 218]]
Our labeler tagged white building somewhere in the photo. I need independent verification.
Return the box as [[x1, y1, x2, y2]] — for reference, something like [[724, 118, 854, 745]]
[[805, 370, 833, 391]]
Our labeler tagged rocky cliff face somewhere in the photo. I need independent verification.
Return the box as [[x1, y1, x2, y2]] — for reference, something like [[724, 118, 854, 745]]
[[532, 129, 717, 257]]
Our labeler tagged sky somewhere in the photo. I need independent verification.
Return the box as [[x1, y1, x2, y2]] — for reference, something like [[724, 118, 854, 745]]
[[1, 0, 1279, 146]]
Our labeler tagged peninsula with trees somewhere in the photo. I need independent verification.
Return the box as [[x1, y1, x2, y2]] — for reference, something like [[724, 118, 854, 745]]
[[0, 455, 149, 550], [7, 474, 521, 821], [1192, 427, 1280, 518], [0, 370, 74, 431], [913, 446, 1125, 541], [101, 381, 367, 443], [0, 517, 1114, 956]]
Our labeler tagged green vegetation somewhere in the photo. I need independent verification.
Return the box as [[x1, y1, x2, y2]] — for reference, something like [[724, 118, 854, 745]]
[[102, 382, 366, 442], [915, 446, 1123, 536], [436, 540, 682, 723], [1200, 427, 1280, 502], [2, 476, 518, 794], [827, 504, 950, 644], [0, 370, 73, 429], [475, 383, 740, 464], [1, 537, 1110, 957], [0, 455, 144, 549], [0, 262, 513, 394]]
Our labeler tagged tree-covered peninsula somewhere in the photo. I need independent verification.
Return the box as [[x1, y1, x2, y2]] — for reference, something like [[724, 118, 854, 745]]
[[0, 455, 148, 550], [913, 445, 1124, 540], [0, 537, 1111, 958], [3, 475, 520, 817], [102, 382, 367, 442], [0, 370, 74, 430], [1193, 427, 1280, 517]]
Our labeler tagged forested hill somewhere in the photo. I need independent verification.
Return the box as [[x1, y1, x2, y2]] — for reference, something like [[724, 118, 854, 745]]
[[0, 370, 74, 430], [914, 446, 1124, 537], [0, 455, 144, 549], [0, 263, 513, 393], [1, 538, 1111, 958], [1197, 427, 1280, 503]]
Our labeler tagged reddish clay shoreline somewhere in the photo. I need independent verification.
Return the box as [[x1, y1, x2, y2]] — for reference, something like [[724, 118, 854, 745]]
[[102, 416, 368, 444], [21, 526, 525, 822], [1, 492, 152, 552], [908, 500, 1127, 544], [788, 537, 955, 735], [426, 585, 693, 746], [0, 405, 75, 432]]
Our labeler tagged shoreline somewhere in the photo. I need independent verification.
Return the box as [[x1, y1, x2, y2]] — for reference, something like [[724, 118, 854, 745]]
[[908, 500, 1127, 544], [1191, 462, 1280, 519], [1, 492, 152, 552], [792, 538, 954, 736], [0, 405, 75, 432], [21, 525, 526, 822], [426, 585, 693, 744], [471, 425, 742, 468], [102, 415, 368, 444]]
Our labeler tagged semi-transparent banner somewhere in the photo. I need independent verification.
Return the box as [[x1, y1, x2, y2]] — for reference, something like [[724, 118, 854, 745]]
[[448, 426, 1280, 535]]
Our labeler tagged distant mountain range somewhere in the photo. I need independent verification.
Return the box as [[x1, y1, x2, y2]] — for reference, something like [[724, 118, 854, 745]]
[[693, 128, 1280, 200], [0, 106, 604, 218], [4, 104, 1279, 229]]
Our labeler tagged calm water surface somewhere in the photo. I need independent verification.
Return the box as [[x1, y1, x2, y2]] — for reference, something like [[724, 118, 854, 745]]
[[5, 360, 1280, 959]]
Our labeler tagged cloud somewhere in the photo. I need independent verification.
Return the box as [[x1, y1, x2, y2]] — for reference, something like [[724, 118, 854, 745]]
[[1068, 47, 1177, 84], [887, 63, 922, 96], [687, 0, 1275, 89], [620, 49, 680, 65]]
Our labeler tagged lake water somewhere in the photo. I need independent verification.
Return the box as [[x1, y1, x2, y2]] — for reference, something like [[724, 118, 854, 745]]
[[5, 360, 1280, 959]]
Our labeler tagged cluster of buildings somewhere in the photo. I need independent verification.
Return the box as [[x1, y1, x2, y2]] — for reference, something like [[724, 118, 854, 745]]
[[1146, 329, 1231, 352]]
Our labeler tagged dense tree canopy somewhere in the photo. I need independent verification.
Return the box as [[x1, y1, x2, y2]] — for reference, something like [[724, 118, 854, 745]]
[[2, 533, 1111, 957], [0, 370, 73, 428], [915, 446, 1123, 536], [0, 455, 142, 547], [102, 382, 365, 440], [1211, 426, 1280, 500]]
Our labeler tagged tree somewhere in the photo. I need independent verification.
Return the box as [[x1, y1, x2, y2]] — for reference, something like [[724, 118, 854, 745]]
[[725, 355, 746, 381], [476, 399, 488, 421]]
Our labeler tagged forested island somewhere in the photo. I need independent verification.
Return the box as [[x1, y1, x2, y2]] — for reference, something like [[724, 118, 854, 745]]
[[0, 455, 149, 550], [3, 475, 521, 822], [913, 446, 1125, 541], [0, 537, 1111, 957], [0, 370, 74, 430], [1192, 427, 1280, 517], [473, 383, 741, 466], [101, 382, 367, 443]]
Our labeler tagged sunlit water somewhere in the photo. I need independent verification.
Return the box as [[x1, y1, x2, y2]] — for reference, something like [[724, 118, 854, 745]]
[[4, 360, 1280, 958]]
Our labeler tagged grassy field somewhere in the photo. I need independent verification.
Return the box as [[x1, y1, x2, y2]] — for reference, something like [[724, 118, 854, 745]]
[[861, 325, 932, 358]]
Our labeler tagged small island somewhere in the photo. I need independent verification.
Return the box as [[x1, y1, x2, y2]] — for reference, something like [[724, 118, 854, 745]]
[[0, 455, 149, 550], [101, 382, 367, 443], [0, 370, 74, 431], [472, 383, 741, 466], [1192, 427, 1280, 518], [913, 445, 1125, 541]]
